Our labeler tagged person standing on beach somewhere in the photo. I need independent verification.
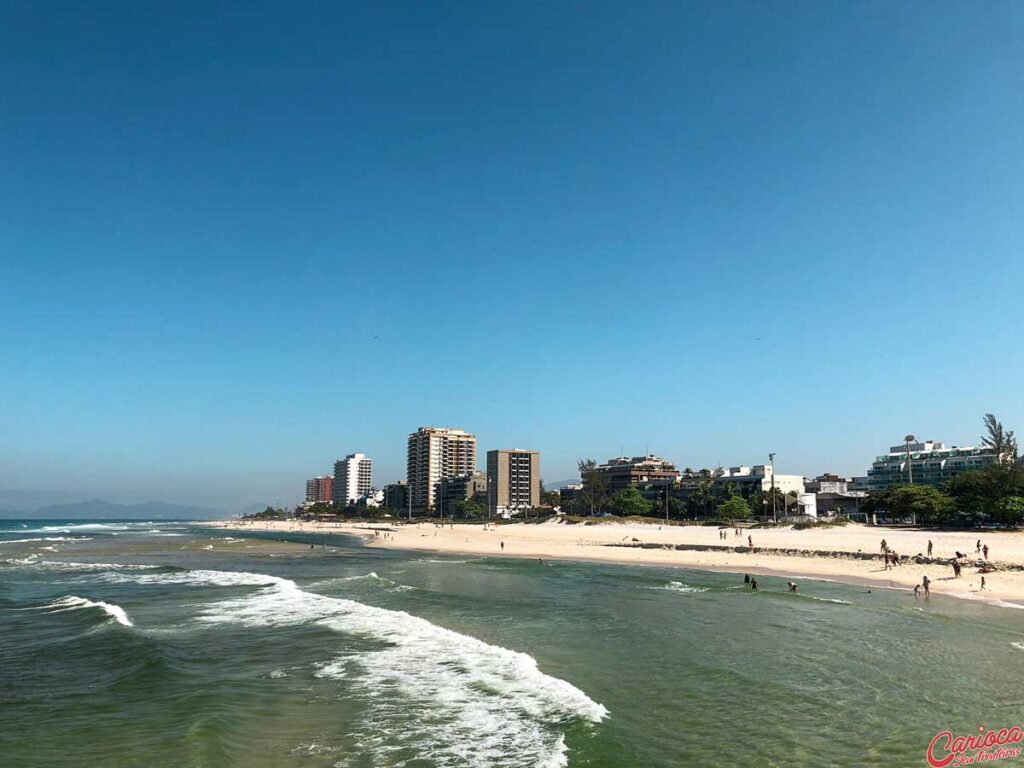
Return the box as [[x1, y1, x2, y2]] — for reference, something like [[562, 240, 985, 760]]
[[750, 578, 758, 591], [884, 551, 891, 570], [981, 576, 987, 591], [913, 584, 920, 599], [748, 535, 753, 550], [500, 541, 505, 551], [983, 544, 989, 560], [880, 539, 887, 554], [927, 540, 933, 557], [922, 575, 931, 598], [744, 573, 750, 584], [977, 540, 982, 553]]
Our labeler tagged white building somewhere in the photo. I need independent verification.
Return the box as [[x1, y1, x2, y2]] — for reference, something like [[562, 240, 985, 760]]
[[716, 465, 805, 496], [332, 453, 373, 505]]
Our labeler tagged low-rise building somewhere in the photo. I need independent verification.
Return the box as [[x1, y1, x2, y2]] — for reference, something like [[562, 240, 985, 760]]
[[382, 482, 408, 512], [436, 472, 488, 514], [591, 455, 680, 494], [716, 465, 805, 496]]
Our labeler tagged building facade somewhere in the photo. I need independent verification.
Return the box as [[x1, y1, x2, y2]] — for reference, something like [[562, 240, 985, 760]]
[[436, 472, 488, 514], [407, 427, 477, 513], [486, 449, 541, 517], [332, 453, 373, 505], [304, 476, 334, 504], [716, 465, 805, 496], [591, 455, 680, 494], [382, 482, 408, 513], [853, 441, 997, 492]]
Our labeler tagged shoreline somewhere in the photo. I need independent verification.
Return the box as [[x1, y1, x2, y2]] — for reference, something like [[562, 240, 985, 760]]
[[208, 519, 1024, 608]]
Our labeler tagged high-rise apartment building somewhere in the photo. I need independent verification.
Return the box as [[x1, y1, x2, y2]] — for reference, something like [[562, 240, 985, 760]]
[[407, 427, 477, 512], [332, 453, 373, 505], [487, 449, 540, 517], [305, 475, 334, 504]]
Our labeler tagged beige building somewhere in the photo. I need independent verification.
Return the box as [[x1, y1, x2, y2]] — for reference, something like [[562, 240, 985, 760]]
[[407, 427, 477, 512], [486, 449, 540, 517]]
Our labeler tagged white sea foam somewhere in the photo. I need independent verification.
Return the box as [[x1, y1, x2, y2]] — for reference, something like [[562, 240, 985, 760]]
[[804, 596, 851, 605], [40, 524, 128, 532], [116, 568, 606, 766], [35, 560, 162, 572], [46, 595, 134, 627], [0, 537, 88, 545], [655, 580, 709, 594]]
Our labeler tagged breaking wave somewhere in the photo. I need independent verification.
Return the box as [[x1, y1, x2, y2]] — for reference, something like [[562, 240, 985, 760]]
[[654, 580, 709, 594], [115, 568, 606, 767], [44, 595, 134, 627]]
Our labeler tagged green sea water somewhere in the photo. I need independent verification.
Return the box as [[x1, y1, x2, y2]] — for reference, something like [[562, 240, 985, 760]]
[[3, 520, 1024, 767]]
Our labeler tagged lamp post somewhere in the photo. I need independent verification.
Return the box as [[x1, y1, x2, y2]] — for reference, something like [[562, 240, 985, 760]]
[[904, 434, 916, 485], [769, 452, 777, 523]]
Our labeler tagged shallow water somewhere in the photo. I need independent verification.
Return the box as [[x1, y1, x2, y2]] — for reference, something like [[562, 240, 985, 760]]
[[3, 520, 1024, 767]]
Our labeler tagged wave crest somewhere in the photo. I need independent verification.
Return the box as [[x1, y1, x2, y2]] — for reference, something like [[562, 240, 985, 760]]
[[45, 595, 134, 627], [115, 568, 605, 766]]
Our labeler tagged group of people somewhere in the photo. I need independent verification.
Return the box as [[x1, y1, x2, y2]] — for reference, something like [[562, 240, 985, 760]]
[[879, 540, 903, 571], [717, 528, 744, 540], [886, 537, 996, 598], [742, 573, 798, 593]]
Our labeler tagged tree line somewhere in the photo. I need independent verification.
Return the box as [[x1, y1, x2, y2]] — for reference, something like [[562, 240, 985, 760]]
[[863, 415, 1022, 527]]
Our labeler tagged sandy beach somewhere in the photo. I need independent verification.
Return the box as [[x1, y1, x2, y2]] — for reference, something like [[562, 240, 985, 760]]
[[211, 518, 1024, 607]]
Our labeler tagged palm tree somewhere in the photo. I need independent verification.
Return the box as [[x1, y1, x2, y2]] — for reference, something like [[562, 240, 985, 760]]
[[983, 413, 1018, 464]]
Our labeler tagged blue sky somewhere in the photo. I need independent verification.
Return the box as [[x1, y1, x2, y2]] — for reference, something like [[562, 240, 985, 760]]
[[2, 2, 1022, 510]]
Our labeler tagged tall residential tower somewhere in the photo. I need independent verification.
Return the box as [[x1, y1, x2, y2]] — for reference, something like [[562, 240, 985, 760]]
[[332, 453, 373, 505], [407, 427, 477, 513]]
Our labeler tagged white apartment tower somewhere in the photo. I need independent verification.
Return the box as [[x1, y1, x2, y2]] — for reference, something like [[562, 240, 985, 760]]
[[332, 453, 373, 505], [407, 427, 477, 512]]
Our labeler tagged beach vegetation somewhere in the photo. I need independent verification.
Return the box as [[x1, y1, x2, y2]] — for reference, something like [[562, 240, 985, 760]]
[[716, 496, 751, 519], [578, 458, 611, 515], [243, 505, 291, 520], [611, 487, 653, 517], [454, 499, 487, 519]]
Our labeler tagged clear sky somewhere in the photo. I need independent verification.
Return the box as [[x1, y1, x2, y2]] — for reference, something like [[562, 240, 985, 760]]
[[2, 2, 1022, 511]]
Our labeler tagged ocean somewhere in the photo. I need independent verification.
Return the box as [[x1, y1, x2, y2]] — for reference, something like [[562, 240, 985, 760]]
[[2, 520, 1024, 767]]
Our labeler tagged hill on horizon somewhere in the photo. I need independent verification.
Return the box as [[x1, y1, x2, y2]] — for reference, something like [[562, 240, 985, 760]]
[[3, 499, 228, 520]]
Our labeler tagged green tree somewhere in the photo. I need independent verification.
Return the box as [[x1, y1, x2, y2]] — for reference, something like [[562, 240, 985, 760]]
[[578, 458, 609, 515], [996, 497, 1024, 527], [947, 462, 1024, 526], [865, 485, 953, 525], [717, 496, 751, 519], [611, 487, 653, 516], [454, 499, 486, 519], [982, 413, 1018, 464], [689, 479, 715, 518]]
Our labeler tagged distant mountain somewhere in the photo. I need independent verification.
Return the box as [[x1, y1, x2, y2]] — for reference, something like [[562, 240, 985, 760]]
[[544, 479, 579, 490], [13, 499, 225, 520]]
